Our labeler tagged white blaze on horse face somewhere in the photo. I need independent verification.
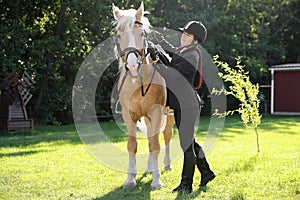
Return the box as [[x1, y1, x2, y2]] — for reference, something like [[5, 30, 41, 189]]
[[126, 30, 141, 77], [127, 30, 136, 48]]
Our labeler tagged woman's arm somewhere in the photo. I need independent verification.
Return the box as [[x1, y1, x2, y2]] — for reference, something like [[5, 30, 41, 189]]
[[171, 51, 198, 76], [155, 50, 198, 81], [158, 39, 177, 57], [150, 31, 178, 57]]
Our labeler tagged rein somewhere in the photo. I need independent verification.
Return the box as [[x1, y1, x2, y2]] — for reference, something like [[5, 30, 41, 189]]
[[194, 47, 203, 90], [140, 68, 156, 97]]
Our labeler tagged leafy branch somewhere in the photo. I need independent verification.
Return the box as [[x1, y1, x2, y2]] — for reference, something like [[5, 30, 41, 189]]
[[212, 55, 262, 153]]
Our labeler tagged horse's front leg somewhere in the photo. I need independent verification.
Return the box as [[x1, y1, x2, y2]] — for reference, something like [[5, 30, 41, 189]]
[[146, 105, 164, 190], [163, 109, 175, 171], [122, 110, 138, 190]]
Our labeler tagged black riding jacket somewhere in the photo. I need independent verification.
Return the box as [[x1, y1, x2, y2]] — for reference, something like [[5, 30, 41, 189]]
[[155, 39, 202, 110]]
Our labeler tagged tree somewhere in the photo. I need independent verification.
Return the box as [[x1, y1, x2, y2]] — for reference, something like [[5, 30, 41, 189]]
[[0, 0, 115, 124], [0, 0, 299, 124], [212, 56, 262, 153]]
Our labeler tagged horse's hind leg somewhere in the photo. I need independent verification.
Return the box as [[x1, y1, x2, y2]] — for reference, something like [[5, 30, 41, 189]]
[[163, 108, 175, 171]]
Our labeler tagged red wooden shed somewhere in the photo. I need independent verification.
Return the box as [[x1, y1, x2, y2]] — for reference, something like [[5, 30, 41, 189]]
[[270, 64, 300, 115]]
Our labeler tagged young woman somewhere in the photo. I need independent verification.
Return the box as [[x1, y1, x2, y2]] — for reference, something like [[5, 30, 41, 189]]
[[150, 21, 216, 193]]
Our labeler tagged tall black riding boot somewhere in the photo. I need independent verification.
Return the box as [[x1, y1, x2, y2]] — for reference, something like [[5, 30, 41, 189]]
[[194, 142, 216, 186], [172, 151, 196, 193]]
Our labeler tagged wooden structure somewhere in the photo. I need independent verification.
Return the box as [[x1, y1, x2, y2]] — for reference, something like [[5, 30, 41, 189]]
[[270, 63, 300, 115], [0, 71, 35, 131], [258, 85, 271, 114]]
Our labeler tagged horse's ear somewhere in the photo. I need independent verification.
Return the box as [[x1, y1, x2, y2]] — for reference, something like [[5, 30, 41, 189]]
[[135, 1, 144, 21], [112, 3, 122, 20]]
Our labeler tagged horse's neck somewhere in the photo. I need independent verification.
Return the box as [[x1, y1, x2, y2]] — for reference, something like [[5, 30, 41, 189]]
[[142, 62, 154, 77]]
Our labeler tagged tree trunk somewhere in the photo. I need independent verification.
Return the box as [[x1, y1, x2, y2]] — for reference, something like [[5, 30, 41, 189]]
[[33, 74, 48, 113], [33, 1, 69, 114], [255, 127, 260, 154]]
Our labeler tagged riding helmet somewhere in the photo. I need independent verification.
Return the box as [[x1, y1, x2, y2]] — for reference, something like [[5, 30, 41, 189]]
[[179, 21, 207, 43]]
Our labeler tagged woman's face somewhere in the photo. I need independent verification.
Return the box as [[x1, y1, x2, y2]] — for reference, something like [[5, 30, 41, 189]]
[[181, 31, 195, 47]]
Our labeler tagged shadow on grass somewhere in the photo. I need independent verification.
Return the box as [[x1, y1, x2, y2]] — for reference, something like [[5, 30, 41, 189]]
[[93, 173, 208, 200], [259, 115, 300, 134], [174, 187, 208, 200], [1, 115, 298, 149], [212, 115, 300, 136], [0, 124, 81, 148], [0, 149, 52, 157], [0, 121, 128, 148], [95, 169, 211, 200], [93, 174, 152, 200]]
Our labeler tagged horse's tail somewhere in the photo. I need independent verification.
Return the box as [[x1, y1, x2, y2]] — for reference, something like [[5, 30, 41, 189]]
[[137, 117, 148, 133], [137, 115, 167, 134]]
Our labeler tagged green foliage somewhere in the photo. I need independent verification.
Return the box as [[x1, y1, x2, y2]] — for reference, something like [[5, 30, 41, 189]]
[[213, 56, 261, 128], [0, 0, 115, 124], [212, 56, 262, 153], [0, 0, 299, 124]]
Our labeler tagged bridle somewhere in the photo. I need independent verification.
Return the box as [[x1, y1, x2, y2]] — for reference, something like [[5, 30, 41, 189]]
[[115, 21, 149, 74], [114, 21, 155, 97]]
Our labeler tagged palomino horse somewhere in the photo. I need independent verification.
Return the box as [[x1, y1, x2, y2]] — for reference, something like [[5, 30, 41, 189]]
[[113, 2, 174, 190]]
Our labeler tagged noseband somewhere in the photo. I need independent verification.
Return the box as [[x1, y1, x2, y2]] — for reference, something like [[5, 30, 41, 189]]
[[123, 47, 143, 75]]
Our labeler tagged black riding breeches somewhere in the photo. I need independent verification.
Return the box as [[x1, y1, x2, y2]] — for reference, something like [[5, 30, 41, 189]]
[[174, 106, 201, 153]]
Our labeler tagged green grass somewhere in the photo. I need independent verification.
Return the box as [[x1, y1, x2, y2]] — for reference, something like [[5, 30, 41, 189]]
[[0, 116, 299, 199]]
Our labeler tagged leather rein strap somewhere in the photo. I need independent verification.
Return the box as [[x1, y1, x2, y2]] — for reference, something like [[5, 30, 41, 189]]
[[194, 47, 203, 90]]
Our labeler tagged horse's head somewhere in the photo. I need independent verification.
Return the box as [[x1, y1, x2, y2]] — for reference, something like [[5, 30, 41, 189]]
[[113, 2, 150, 77]]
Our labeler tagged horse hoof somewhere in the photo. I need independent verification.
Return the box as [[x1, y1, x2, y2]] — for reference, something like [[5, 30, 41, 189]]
[[151, 181, 162, 190], [164, 165, 172, 171], [123, 183, 136, 190], [151, 184, 162, 190], [143, 171, 152, 176]]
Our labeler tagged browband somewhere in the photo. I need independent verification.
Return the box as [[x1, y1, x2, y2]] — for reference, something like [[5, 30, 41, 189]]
[[134, 21, 143, 26]]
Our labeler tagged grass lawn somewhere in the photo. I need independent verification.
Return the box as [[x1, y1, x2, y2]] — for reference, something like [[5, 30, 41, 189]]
[[0, 115, 299, 200]]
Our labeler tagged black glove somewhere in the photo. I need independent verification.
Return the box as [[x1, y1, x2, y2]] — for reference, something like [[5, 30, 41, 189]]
[[148, 41, 159, 61], [149, 30, 164, 44], [157, 51, 170, 66]]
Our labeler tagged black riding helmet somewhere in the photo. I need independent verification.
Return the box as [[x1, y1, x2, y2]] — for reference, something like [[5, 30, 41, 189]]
[[179, 21, 207, 43]]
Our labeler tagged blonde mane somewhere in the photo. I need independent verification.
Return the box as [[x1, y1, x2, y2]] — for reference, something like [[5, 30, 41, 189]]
[[113, 8, 151, 32]]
